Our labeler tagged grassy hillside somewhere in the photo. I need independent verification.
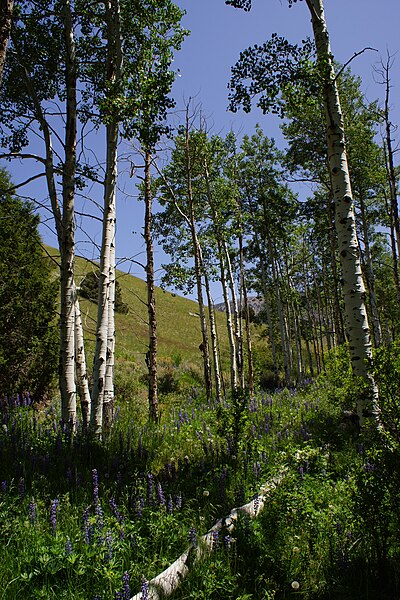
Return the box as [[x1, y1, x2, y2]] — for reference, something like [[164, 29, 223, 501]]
[[45, 246, 251, 405]]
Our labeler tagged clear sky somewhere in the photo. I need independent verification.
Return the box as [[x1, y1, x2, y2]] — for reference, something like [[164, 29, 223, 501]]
[[6, 0, 400, 302]]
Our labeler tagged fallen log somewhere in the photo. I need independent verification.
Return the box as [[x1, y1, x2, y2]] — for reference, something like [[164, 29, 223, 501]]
[[130, 469, 286, 600]]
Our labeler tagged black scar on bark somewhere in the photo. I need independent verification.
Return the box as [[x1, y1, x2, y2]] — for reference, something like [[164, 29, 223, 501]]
[[341, 250, 347, 257]]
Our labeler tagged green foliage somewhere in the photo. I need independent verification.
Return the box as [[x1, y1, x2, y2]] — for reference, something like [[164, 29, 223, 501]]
[[78, 270, 129, 314], [1, 373, 400, 599], [0, 169, 58, 398], [373, 342, 400, 446]]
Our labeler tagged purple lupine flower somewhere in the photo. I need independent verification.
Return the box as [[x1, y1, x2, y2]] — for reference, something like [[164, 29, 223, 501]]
[[65, 538, 73, 556], [105, 530, 113, 561], [136, 497, 145, 518], [95, 501, 104, 531], [224, 534, 231, 548], [146, 473, 153, 505], [122, 571, 130, 600], [174, 493, 182, 510], [299, 466, 304, 479], [188, 527, 197, 547], [141, 577, 149, 600], [212, 530, 219, 547], [83, 506, 92, 544], [50, 498, 59, 535], [109, 497, 123, 523], [28, 499, 37, 524], [92, 469, 99, 505], [156, 482, 165, 507], [167, 496, 174, 513]]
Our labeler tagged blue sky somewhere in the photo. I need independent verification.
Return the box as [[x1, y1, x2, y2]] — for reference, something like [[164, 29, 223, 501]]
[[5, 0, 400, 302]]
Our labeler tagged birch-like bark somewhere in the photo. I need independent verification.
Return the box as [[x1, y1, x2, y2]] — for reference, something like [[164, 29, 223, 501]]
[[59, 0, 77, 426], [266, 235, 290, 386], [224, 241, 243, 388], [239, 234, 254, 393], [358, 193, 382, 347], [258, 245, 278, 380], [91, 0, 121, 434], [144, 151, 159, 420], [203, 161, 237, 391], [74, 289, 91, 427], [306, 0, 374, 419], [0, 0, 13, 86], [203, 270, 222, 402], [184, 113, 212, 401], [218, 241, 237, 391], [327, 194, 345, 346]]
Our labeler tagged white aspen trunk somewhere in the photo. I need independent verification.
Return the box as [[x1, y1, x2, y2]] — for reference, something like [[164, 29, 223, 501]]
[[220, 242, 238, 391], [91, 0, 121, 435], [103, 228, 116, 430], [59, 0, 77, 427], [224, 241, 244, 388], [129, 470, 286, 600], [267, 235, 290, 386], [239, 235, 254, 393], [306, 0, 375, 420], [184, 114, 212, 401], [358, 194, 382, 347], [74, 290, 91, 427], [91, 121, 117, 434], [203, 270, 223, 402], [258, 246, 278, 381], [203, 162, 237, 391], [327, 193, 345, 346]]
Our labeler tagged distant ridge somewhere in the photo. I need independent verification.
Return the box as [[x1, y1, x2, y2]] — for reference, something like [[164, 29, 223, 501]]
[[213, 296, 264, 315]]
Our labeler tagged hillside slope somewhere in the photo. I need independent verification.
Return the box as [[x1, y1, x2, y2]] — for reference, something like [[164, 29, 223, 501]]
[[45, 247, 233, 382]]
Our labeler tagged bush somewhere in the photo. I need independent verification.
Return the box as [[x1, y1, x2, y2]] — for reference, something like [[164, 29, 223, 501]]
[[0, 169, 58, 398], [79, 270, 129, 314]]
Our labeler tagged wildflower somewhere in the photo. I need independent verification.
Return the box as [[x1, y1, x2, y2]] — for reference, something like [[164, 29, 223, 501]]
[[174, 493, 182, 510], [82, 507, 93, 544], [202, 489, 209, 497], [50, 498, 59, 535], [105, 530, 113, 561], [212, 530, 219, 547], [146, 473, 153, 505], [291, 581, 300, 590], [28, 499, 37, 524], [188, 526, 197, 547], [65, 538, 73, 556], [122, 571, 130, 600], [167, 496, 174, 513], [293, 546, 300, 553], [224, 534, 231, 548], [141, 577, 149, 600], [109, 497, 123, 523], [156, 482, 165, 506], [1, 481, 6, 494]]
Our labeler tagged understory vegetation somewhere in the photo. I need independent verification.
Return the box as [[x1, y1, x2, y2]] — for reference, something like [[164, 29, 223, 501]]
[[1, 346, 400, 600]]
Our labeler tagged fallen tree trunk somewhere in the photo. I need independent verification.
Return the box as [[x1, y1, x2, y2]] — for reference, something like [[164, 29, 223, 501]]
[[130, 470, 286, 600]]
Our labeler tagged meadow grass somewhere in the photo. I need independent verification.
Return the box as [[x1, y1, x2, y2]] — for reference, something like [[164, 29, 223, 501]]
[[1, 372, 400, 600]]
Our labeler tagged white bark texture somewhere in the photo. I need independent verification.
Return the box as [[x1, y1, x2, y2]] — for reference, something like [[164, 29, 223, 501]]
[[129, 470, 286, 600], [59, 0, 77, 426], [74, 291, 91, 427], [306, 0, 374, 418], [91, 0, 121, 434]]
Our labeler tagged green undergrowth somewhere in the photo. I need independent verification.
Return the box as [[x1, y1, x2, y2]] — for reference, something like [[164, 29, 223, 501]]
[[1, 350, 400, 599]]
